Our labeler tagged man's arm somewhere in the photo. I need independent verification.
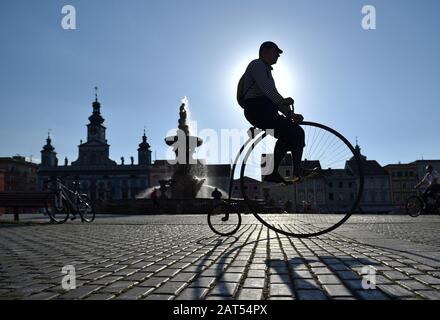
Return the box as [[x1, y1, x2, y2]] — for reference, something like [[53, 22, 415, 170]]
[[415, 173, 428, 188]]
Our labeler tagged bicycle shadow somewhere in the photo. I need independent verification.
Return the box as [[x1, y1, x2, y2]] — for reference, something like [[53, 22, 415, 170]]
[[187, 236, 239, 300], [190, 234, 389, 300], [266, 255, 383, 299]]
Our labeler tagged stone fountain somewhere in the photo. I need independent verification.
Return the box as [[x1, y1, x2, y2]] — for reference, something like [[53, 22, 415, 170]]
[[163, 100, 206, 199]]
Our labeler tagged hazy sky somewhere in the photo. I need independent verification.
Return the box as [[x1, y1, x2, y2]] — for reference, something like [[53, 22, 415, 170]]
[[1, 0, 439, 166]]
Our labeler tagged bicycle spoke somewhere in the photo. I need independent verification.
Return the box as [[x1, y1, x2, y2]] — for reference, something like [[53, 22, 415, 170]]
[[240, 121, 363, 238]]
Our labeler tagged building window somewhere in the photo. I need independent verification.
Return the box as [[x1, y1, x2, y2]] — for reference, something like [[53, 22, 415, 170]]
[[286, 170, 290, 177], [329, 193, 334, 201], [328, 182, 333, 188], [338, 182, 343, 188]]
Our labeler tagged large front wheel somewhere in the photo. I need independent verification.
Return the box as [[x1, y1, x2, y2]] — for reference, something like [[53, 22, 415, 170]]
[[239, 121, 364, 238]]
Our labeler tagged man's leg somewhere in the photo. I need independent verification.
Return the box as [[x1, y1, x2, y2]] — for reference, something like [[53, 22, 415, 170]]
[[292, 145, 304, 176], [275, 118, 305, 177], [273, 140, 289, 175], [425, 185, 440, 204], [262, 140, 289, 183], [422, 187, 431, 209]]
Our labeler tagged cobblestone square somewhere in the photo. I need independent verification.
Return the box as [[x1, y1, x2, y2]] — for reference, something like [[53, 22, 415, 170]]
[[1, 213, 439, 300]]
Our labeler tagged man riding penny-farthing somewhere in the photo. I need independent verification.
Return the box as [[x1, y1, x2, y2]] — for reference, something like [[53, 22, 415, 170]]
[[207, 42, 364, 238]]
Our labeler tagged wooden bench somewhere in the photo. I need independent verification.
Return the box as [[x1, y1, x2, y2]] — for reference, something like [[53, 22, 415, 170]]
[[0, 192, 54, 222]]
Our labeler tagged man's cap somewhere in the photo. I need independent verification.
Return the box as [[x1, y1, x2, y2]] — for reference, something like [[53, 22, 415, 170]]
[[259, 41, 283, 55]]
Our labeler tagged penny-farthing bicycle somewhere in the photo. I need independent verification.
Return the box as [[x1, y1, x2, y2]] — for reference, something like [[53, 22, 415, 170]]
[[208, 112, 364, 238]]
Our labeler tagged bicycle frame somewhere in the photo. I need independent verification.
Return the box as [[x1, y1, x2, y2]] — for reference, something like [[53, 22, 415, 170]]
[[227, 127, 266, 200], [414, 189, 440, 212], [214, 121, 364, 238], [53, 180, 83, 214]]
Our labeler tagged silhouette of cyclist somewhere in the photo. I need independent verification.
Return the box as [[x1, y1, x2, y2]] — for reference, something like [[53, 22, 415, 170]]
[[238, 41, 317, 184], [415, 164, 440, 209]]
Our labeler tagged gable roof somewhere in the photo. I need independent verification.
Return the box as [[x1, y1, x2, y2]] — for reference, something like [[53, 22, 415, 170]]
[[346, 159, 387, 176]]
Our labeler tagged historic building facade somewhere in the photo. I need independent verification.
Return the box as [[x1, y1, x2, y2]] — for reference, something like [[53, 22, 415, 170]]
[[384, 163, 418, 208], [38, 94, 152, 200], [248, 144, 393, 213], [0, 156, 38, 192], [0, 156, 39, 214], [37, 92, 231, 201], [345, 144, 392, 212], [412, 160, 440, 183]]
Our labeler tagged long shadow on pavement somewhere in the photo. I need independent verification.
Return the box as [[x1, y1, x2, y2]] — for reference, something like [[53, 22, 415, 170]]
[[190, 235, 389, 300]]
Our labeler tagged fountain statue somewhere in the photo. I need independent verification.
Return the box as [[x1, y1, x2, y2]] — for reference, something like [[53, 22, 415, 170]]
[[163, 99, 206, 199]]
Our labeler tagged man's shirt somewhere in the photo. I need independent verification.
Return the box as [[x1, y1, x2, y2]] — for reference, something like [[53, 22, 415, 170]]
[[421, 170, 440, 186], [242, 59, 284, 106]]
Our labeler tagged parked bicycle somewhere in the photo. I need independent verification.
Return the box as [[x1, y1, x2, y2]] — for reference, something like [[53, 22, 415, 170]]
[[406, 190, 440, 217], [208, 112, 364, 238], [45, 178, 95, 223]]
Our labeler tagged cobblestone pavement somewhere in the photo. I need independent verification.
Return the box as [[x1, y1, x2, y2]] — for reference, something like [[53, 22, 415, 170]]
[[0, 213, 439, 300]]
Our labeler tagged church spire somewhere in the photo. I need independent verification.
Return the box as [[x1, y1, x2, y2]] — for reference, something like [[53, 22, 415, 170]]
[[91, 86, 103, 117], [138, 127, 152, 165], [89, 86, 104, 126], [353, 137, 367, 161], [139, 127, 151, 150], [43, 129, 54, 152], [41, 131, 58, 167]]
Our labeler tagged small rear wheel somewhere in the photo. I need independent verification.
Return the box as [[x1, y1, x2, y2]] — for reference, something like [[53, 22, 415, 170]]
[[406, 196, 423, 217], [208, 203, 241, 236]]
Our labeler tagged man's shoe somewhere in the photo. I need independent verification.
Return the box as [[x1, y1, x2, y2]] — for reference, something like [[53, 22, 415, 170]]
[[263, 172, 290, 185], [284, 175, 302, 183]]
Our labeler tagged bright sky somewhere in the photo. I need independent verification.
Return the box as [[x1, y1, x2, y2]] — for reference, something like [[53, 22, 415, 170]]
[[1, 0, 439, 166]]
